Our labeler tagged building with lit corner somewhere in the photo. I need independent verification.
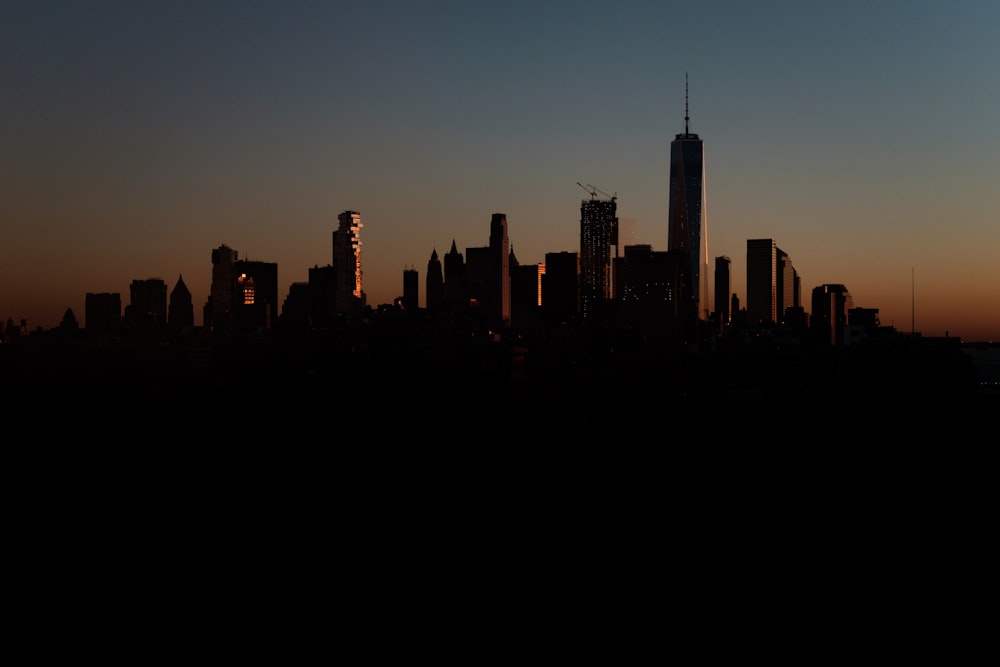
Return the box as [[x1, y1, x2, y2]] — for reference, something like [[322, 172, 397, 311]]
[[333, 210, 364, 318], [233, 258, 278, 333], [579, 189, 618, 326], [667, 76, 708, 325], [746, 238, 777, 328]]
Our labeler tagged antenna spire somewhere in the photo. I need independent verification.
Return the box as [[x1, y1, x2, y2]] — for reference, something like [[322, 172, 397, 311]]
[[684, 72, 690, 135]]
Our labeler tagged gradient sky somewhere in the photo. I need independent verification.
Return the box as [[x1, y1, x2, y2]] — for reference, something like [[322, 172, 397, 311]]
[[3, 0, 999, 341]]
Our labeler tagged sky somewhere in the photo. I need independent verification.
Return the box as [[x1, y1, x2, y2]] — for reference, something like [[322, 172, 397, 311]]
[[2, 0, 999, 341]]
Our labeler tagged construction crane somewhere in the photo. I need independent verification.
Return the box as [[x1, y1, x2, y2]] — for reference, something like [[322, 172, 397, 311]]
[[576, 182, 617, 201]]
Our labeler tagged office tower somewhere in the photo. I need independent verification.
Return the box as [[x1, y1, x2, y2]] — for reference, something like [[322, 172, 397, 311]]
[[280, 282, 311, 329], [403, 267, 418, 312], [168, 274, 194, 333], [208, 244, 238, 331], [233, 259, 278, 331], [776, 248, 795, 325], [714, 255, 731, 329], [579, 188, 619, 325], [542, 251, 579, 328], [616, 244, 677, 333], [510, 246, 543, 332], [85, 292, 122, 339], [333, 210, 364, 317], [308, 264, 336, 329], [667, 75, 708, 321], [811, 284, 854, 345], [746, 238, 777, 327], [426, 248, 444, 313], [443, 240, 467, 312], [125, 278, 167, 333], [489, 213, 511, 329]]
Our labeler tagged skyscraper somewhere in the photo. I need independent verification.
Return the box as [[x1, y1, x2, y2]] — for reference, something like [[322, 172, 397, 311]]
[[667, 74, 708, 321], [333, 210, 364, 317], [208, 244, 238, 331], [426, 248, 444, 313], [579, 187, 618, 324], [714, 255, 731, 330], [489, 213, 511, 329], [746, 238, 777, 327]]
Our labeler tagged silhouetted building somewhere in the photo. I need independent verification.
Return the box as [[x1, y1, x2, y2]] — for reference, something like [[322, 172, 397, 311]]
[[616, 244, 682, 336], [124, 278, 167, 336], [426, 248, 444, 314], [403, 267, 418, 313], [542, 251, 579, 328], [510, 247, 543, 332], [85, 292, 122, 339], [333, 210, 364, 318], [168, 274, 194, 334], [747, 238, 777, 328], [667, 75, 708, 322], [443, 240, 467, 317], [308, 264, 336, 329], [579, 190, 618, 326], [233, 259, 278, 332], [811, 284, 854, 345], [488, 213, 511, 329], [207, 244, 238, 332], [714, 255, 731, 331], [280, 281, 311, 329], [776, 247, 797, 325]]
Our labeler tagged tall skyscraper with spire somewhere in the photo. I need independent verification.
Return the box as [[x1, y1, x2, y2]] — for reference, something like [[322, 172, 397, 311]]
[[667, 74, 709, 321]]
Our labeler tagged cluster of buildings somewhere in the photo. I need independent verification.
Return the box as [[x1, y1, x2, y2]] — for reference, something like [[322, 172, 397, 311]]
[[6, 82, 885, 350]]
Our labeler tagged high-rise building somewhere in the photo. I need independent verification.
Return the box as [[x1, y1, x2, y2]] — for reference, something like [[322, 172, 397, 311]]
[[811, 284, 854, 345], [542, 251, 579, 328], [667, 74, 708, 321], [426, 248, 444, 313], [746, 238, 777, 327], [579, 189, 618, 324], [207, 244, 238, 331], [168, 274, 194, 333], [403, 267, 418, 312], [714, 255, 731, 329], [233, 259, 278, 331], [489, 213, 511, 329], [125, 278, 167, 333], [776, 247, 796, 325], [443, 240, 466, 312], [333, 210, 364, 317]]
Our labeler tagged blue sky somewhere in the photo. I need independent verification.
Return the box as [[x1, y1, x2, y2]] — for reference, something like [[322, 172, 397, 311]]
[[3, 1, 999, 339]]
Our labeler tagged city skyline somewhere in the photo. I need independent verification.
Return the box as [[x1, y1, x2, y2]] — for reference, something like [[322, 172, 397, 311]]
[[3, 2, 999, 342]]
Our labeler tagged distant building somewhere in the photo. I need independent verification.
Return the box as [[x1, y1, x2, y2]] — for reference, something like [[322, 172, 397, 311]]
[[168, 274, 194, 334], [542, 251, 578, 328], [333, 210, 364, 317], [426, 247, 444, 314], [746, 238, 777, 328], [403, 267, 418, 313], [811, 284, 854, 345], [579, 190, 618, 326], [714, 255, 731, 331], [206, 244, 238, 332], [233, 259, 278, 332]]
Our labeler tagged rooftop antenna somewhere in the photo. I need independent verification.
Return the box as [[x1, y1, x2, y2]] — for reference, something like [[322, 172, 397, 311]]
[[684, 72, 690, 135]]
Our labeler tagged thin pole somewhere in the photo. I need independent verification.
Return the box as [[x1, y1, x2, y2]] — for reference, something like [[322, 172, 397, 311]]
[[911, 267, 915, 335]]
